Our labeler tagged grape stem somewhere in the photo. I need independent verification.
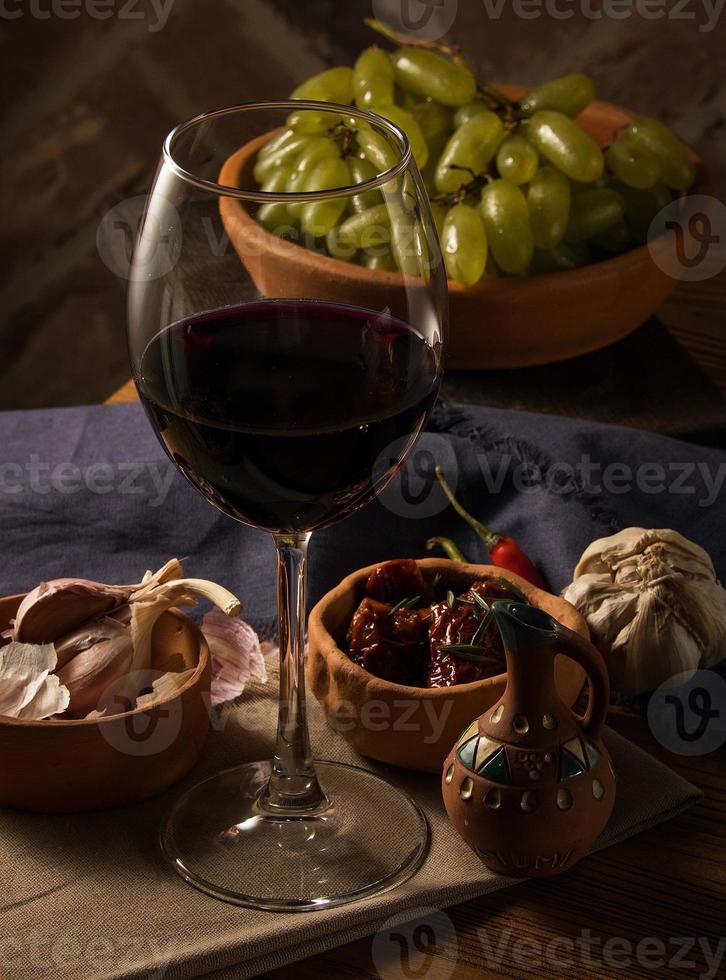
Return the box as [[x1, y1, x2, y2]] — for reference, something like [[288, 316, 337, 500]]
[[364, 18, 524, 124], [364, 17, 471, 71]]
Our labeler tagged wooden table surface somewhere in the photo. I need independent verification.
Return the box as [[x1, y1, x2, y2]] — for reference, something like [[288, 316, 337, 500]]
[[108, 279, 726, 978]]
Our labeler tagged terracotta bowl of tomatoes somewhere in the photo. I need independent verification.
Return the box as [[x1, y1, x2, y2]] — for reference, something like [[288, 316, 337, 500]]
[[307, 558, 588, 773]]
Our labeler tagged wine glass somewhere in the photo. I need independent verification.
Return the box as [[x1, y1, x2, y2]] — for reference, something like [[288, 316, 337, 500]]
[[128, 101, 448, 910]]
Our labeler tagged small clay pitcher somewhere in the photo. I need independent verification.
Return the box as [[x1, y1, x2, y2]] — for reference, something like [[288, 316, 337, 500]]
[[442, 601, 616, 877]]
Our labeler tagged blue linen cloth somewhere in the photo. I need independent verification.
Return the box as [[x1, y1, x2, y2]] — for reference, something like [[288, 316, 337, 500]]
[[0, 401, 724, 635]]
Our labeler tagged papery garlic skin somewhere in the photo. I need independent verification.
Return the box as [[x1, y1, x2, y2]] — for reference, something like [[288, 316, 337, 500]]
[[0, 642, 70, 720], [202, 609, 267, 708], [563, 528, 726, 694]]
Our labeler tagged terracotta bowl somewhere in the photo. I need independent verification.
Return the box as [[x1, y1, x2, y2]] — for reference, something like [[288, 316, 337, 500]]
[[0, 594, 211, 813], [307, 559, 589, 773], [219, 86, 702, 370]]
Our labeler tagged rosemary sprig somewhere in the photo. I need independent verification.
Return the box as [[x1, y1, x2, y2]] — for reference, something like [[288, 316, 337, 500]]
[[390, 595, 421, 614], [437, 644, 501, 665], [471, 610, 494, 646], [469, 591, 491, 613]]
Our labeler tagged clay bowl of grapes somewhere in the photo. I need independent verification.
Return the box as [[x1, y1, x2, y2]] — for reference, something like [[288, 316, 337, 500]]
[[0, 592, 211, 813], [218, 84, 702, 370], [306, 558, 589, 773]]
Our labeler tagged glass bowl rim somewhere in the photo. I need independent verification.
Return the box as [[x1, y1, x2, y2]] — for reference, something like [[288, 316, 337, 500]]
[[163, 100, 414, 203]]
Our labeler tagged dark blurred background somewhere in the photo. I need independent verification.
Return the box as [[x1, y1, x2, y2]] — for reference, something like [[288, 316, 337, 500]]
[[1, 0, 724, 411]]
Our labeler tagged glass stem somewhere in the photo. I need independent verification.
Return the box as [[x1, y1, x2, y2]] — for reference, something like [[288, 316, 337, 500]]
[[260, 531, 328, 814]]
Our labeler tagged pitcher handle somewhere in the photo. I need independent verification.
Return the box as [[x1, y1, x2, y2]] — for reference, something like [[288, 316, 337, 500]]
[[554, 621, 610, 738]]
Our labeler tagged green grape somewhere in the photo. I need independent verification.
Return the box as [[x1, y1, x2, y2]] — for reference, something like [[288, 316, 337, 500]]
[[479, 179, 533, 275], [389, 202, 427, 277], [606, 136, 660, 189], [300, 157, 351, 236], [435, 112, 505, 193], [408, 98, 452, 144], [348, 157, 382, 212], [520, 74, 596, 118], [391, 47, 476, 107], [258, 127, 297, 161], [285, 166, 312, 218], [421, 132, 448, 195], [337, 203, 392, 249], [453, 100, 488, 128], [527, 166, 571, 249], [591, 219, 633, 254], [496, 135, 539, 184], [326, 226, 358, 262], [530, 242, 592, 274], [287, 110, 344, 135], [291, 136, 340, 175], [429, 201, 447, 241], [565, 188, 624, 242], [484, 254, 499, 278], [360, 247, 397, 271], [442, 204, 488, 286], [626, 117, 695, 191], [353, 46, 395, 108], [357, 128, 399, 175], [526, 111, 604, 183], [376, 104, 428, 167], [285, 137, 341, 219], [253, 134, 312, 184], [612, 179, 673, 243], [291, 66, 354, 104], [256, 166, 293, 232]]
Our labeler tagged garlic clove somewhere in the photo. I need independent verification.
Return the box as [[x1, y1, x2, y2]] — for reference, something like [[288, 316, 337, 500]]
[[14, 581, 130, 646], [13, 559, 184, 646], [56, 619, 134, 717]]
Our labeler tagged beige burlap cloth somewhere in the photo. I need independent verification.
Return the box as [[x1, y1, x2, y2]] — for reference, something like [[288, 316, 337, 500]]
[[0, 665, 700, 980]]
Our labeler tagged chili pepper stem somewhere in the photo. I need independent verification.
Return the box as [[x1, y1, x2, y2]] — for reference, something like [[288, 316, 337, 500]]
[[434, 467, 501, 551], [426, 536, 467, 563]]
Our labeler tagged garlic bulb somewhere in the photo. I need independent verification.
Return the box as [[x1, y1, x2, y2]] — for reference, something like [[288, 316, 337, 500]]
[[563, 527, 726, 693]]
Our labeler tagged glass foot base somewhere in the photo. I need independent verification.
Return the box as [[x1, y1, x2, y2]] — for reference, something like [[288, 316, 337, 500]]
[[160, 760, 430, 911]]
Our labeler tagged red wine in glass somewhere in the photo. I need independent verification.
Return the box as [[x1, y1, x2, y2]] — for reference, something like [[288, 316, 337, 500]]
[[137, 299, 440, 533]]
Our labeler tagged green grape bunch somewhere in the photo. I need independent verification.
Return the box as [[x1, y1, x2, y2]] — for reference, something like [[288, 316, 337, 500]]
[[251, 19, 697, 287]]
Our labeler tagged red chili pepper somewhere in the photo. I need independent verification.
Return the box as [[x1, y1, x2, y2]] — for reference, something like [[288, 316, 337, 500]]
[[434, 467, 548, 590]]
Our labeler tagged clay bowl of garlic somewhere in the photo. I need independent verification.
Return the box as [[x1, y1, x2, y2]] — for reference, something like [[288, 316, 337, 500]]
[[0, 560, 243, 813]]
